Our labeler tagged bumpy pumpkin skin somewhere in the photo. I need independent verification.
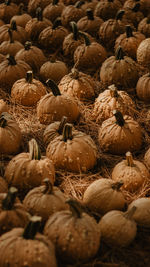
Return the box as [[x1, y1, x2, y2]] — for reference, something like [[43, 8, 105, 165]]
[[137, 38, 150, 69], [37, 93, 80, 125], [25, 17, 52, 41], [43, 1, 65, 23], [92, 85, 135, 123], [0, 2, 19, 23], [0, 228, 57, 267], [61, 4, 85, 29], [46, 129, 98, 173], [136, 73, 150, 102], [128, 198, 150, 227], [83, 178, 126, 215], [94, 0, 122, 20], [98, 114, 142, 155], [138, 17, 150, 38], [112, 156, 149, 192], [28, 0, 51, 16], [0, 100, 8, 115], [4, 154, 55, 193]]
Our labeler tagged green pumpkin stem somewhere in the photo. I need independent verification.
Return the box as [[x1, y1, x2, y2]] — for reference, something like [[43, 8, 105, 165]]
[[46, 79, 61, 96], [2, 187, 18, 210], [75, 0, 84, 8], [18, 3, 24, 15], [58, 116, 67, 134], [115, 46, 124, 60], [116, 10, 125, 20], [126, 25, 133, 38], [52, 0, 59, 5], [62, 123, 73, 142], [29, 139, 41, 160], [8, 28, 13, 43], [109, 84, 119, 98], [132, 2, 140, 12], [36, 7, 43, 21], [124, 206, 136, 220], [23, 216, 42, 240], [66, 199, 82, 218], [10, 20, 17, 31], [113, 110, 125, 127], [70, 21, 78, 41], [7, 54, 16, 65], [111, 181, 124, 190], [24, 41, 32, 50], [42, 178, 53, 194], [81, 32, 91, 46], [26, 71, 33, 83], [52, 17, 62, 29], [86, 9, 94, 20], [126, 151, 134, 167]]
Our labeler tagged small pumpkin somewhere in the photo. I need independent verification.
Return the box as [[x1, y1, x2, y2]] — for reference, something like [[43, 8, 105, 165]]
[[0, 216, 57, 267], [122, 3, 144, 28], [44, 199, 101, 263], [0, 176, 8, 193], [138, 16, 150, 38], [98, 110, 142, 155], [99, 206, 137, 247], [28, 0, 51, 16], [10, 3, 32, 28], [92, 84, 136, 123], [136, 72, 150, 102], [112, 151, 149, 192], [83, 178, 126, 215], [46, 123, 98, 173], [4, 139, 55, 196], [37, 79, 80, 125], [43, 0, 65, 23], [137, 38, 150, 69], [0, 112, 22, 155], [23, 178, 68, 224], [94, 0, 122, 20], [0, 99, 8, 114], [0, 0, 19, 23], [11, 70, 47, 106]]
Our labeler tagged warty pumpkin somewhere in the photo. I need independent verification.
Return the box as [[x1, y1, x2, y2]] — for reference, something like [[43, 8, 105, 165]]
[[136, 72, 150, 102], [44, 199, 101, 263], [28, 0, 52, 16], [137, 38, 150, 69], [138, 16, 150, 38], [43, 0, 65, 23], [112, 151, 149, 193], [98, 110, 142, 155], [94, 0, 122, 20], [121, 3, 144, 28], [46, 123, 98, 173]]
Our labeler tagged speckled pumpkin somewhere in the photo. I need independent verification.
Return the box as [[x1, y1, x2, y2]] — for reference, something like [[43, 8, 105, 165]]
[[128, 198, 150, 227]]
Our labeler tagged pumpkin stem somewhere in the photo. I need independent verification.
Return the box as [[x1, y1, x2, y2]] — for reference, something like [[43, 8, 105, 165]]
[[113, 110, 125, 127], [10, 20, 17, 31], [70, 68, 79, 79], [36, 7, 43, 21], [42, 178, 53, 194], [29, 139, 41, 160], [26, 71, 33, 83], [111, 181, 124, 190], [6, 54, 16, 65], [62, 123, 73, 142], [0, 116, 7, 128], [46, 79, 61, 96], [8, 28, 13, 43], [70, 21, 78, 41], [66, 199, 82, 218], [115, 10, 125, 20], [126, 25, 133, 38], [126, 151, 134, 167], [109, 84, 119, 98], [52, 17, 62, 29], [75, 0, 84, 8], [86, 9, 94, 20], [132, 2, 140, 12], [80, 32, 91, 46], [2, 187, 18, 210], [124, 206, 136, 220], [18, 3, 24, 15], [52, 0, 59, 5], [115, 46, 124, 60], [58, 116, 67, 134], [24, 41, 32, 50], [23, 216, 42, 240]]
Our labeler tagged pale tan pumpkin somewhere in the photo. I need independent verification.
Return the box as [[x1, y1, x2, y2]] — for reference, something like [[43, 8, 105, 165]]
[[137, 38, 150, 69], [112, 152, 149, 192], [83, 178, 126, 214], [128, 198, 150, 227]]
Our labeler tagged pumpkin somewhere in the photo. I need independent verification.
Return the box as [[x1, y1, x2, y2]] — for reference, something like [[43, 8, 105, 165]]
[[0, 99, 8, 114], [58, 67, 95, 101], [46, 123, 97, 172], [15, 41, 46, 73], [100, 46, 139, 90], [99, 206, 137, 247], [0, 54, 31, 91], [43, 0, 65, 23], [0, 0, 19, 23], [0, 187, 30, 235], [94, 0, 122, 20], [44, 199, 101, 263], [123, 0, 150, 16], [40, 59, 68, 84], [11, 70, 47, 106], [112, 151, 149, 192], [98, 110, 142, 155], [115, 25, 145, 59], [83, 178, 126, 214], [81, 0, 98, 11], [0, 176, 8, 193], [136, 72, 150, 102], [23, 178, 68, 224], [137, 38, 150, 69], [74, 33, 107, 73], [128, 198, 150, 227], [39, 17, 68, 51], [77, 8, 103, 38], [10, 3, 32, 28], [28, 0, 52, 16], [43, 116, 68, 146], [122, 3, 144, 28], [4, 139, 55, 196], [37, 79, 80, 125], [0, 29, 24, 56], [0, 216, 57, 267], [92, 84, 136, 124], [25, 7, 52, 41], [138, 16, 150, 38], [0, 112, 22, 155]]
